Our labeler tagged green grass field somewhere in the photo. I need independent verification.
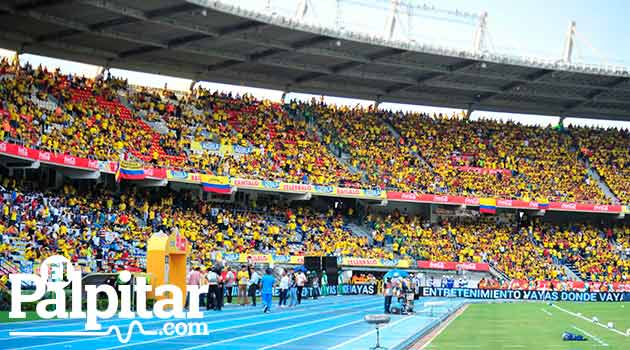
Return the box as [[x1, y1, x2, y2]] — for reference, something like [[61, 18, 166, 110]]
[[426, 302, 630, 350]]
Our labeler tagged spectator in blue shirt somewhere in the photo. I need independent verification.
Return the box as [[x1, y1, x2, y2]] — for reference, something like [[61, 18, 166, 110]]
[[261, 268, 275, 313]]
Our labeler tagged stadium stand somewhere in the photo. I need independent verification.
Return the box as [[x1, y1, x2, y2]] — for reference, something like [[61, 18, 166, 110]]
[[572, 125, 630, 203], [0, 57, 629, 285]]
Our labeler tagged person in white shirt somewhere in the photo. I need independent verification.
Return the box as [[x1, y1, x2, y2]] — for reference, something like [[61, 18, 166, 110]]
[[296, 271, 307, 304], [249, 269, 261, 306], [278, 270, 289, 307]]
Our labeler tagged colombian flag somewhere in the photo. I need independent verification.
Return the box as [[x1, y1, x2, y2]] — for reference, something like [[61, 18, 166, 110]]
[[537, 198, 549, 210], [201, 175, 232, 194], [479, 198, 497, 214], [117, 161, 146, 181]]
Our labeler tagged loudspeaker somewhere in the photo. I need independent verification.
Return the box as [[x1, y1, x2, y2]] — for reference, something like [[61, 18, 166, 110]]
[[324, 256, 338, 270], [325, 270, 339, 286], [304, 256, 322, 272]]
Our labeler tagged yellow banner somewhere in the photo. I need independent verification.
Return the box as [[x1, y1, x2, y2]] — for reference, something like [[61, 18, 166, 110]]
[[166, 170, 202, 183], [229, 178, 385, 200], [201, 174, 229, 185], [341, 257, 412, 268]]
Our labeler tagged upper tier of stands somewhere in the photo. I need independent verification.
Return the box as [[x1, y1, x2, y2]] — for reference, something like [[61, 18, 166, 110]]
[[0, 174, 628, 283], [0, 59, 630, 205]]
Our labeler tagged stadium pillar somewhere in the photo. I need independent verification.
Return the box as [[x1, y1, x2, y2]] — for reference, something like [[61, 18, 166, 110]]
[[562, 21, 577, 63], [473, 12, 488, 53], [384, 0, 403, 41], [146, 231, 190, 306], [465, 103, 475, 119]]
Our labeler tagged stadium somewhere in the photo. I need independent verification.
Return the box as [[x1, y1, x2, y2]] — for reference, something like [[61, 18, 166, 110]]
[[0, 0, 629, 349]]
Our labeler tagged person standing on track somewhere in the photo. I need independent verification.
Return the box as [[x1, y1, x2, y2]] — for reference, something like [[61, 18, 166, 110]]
[[186, 266, 201, 308], [261, 268, 275, 313], [237, 265, 250, 306], [249, 268, 261, 306], [288, 272, 298, 307], [312, 272, 320, 300], [223, 266, 235, 305], [296, 270, 306, 304], [206, 266, 221, 311], [278, 269, 289, 307], [384, 277, 393, 314]]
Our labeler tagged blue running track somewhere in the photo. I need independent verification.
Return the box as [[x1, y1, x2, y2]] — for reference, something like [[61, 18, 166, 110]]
[[0, 296, 463, 350]]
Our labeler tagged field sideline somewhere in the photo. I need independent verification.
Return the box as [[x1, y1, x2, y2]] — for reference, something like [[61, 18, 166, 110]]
[[425, 301, 630, 350]]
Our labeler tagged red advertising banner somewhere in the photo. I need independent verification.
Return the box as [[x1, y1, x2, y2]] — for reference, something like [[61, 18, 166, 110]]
[[417, 260, 490, 272], [0, 142, 99, 170], [387, 192, 481, 206], [508, 279, 630, 292], [457, 166, 512, 177], [387, 191, 624, 214], [548, 202, 623, 213], [143, 167, 167, 179]]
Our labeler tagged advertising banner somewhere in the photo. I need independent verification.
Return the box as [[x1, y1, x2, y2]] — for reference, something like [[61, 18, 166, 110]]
[[166, 170, 203, 183], [421, 287, 630, 302], [457, 166, 512, 177], [387, 191, 624, 214], [0, 142, 99, 170], [230, 178, 385, 200], [417, 261, 490, 272], [218, 253, 304, 265], [341, 257, 413, 268]]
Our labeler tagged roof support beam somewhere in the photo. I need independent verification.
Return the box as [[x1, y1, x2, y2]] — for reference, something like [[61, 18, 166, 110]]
[[476, 69, 553, 103], [291, 48, 406, 86], [384, 60, 477, 95], [73, 1, 630, 95], [563, 77, 630, 111]]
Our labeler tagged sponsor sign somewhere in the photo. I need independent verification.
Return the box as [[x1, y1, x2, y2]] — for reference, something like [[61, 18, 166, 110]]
[[421, 287, 630, 302], [417, 260, 490, 272], [341, 257, 412, 268]]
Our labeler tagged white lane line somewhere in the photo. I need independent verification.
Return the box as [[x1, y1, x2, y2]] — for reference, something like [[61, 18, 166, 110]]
[[1, 296, 360, 333], [7, 299, 374, 350], [1, 296, 364, 340], [551, 304, 628, 337], [327, 313, 420, 350], [0, 307, 267, 341], [540, 308, 553, 316], [96, 300, 382, 350], [572, 326, 608, 347], [178, 305, 382, 350], [257, 319, 365, 350]]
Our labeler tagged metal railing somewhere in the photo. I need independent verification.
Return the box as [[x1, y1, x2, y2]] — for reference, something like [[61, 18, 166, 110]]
[[189, 0, 630, 77]]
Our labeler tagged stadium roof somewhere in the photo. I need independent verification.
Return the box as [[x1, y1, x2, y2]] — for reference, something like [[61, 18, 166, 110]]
[[2, 0, 630, 121]]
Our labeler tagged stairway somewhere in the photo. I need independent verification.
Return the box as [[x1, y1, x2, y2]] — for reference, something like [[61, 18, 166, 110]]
[[561, 262, 583, 281], [289, 107, 367, 179], [563, 261, 583, 281], [381, 117, 433, 170], [581, 156, 619, 203]]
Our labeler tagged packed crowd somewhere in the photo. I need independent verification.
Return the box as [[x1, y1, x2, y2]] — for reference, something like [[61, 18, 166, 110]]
[[573, 125, 630, 203], [2, 59, 630, 205], [0, 171, 627, 284], [534, 223, 630, 283], [385, 112, 607, 203], [0, 174, 378, 275]]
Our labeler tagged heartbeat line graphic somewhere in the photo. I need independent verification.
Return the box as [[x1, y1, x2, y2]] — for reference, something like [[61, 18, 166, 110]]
[[10, 320, 159, 344]]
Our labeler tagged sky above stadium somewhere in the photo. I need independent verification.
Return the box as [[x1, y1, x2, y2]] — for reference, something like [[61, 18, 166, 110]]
[[1, 0, 629, 129]]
